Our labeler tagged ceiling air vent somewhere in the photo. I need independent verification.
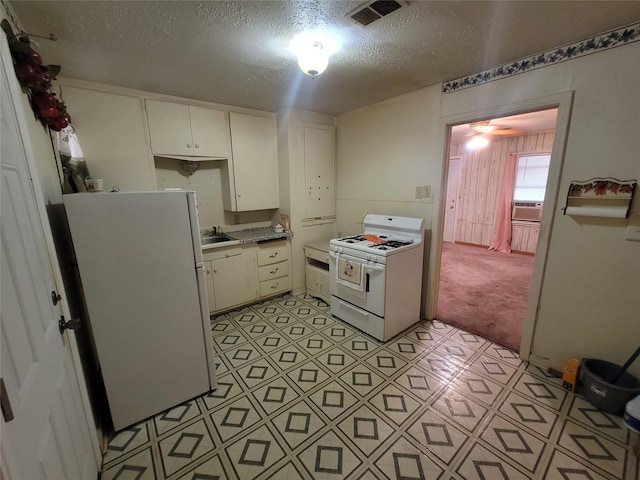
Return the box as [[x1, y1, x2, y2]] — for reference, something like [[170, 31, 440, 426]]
[[347, 1, 408, 26]]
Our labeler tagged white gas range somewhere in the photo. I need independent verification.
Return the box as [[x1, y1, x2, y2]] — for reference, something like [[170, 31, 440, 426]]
[[329, 214, 424, 341]]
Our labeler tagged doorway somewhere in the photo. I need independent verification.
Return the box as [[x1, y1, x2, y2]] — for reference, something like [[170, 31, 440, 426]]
[[436, 108, 558, 352]]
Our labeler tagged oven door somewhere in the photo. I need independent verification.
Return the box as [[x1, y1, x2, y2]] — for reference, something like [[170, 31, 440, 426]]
[[329, 251, 385, 317]]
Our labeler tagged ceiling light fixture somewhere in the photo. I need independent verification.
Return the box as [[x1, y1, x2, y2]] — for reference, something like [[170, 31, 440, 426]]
[[466, 135, 489, 150], [297, 41, 329, 78]]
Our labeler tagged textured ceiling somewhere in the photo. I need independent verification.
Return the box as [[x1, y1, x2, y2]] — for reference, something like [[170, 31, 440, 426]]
[[9, 1, 640, 115]]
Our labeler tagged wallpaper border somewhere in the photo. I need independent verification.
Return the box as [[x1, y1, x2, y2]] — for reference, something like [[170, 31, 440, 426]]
[[442, 22, 640, 94]]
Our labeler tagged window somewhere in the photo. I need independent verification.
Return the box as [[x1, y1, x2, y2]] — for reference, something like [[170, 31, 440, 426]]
[[513, 154, 551, 201]]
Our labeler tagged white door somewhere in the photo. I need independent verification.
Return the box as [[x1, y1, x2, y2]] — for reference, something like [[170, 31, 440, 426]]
[[1, 36, 99, 479], [443, 157, 461, 243]]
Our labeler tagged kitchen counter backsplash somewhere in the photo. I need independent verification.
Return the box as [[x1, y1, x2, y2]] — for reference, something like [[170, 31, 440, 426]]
[[226, 227, 293, 243]]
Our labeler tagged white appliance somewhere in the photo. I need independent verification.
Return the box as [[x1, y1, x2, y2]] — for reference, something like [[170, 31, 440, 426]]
[[64, 191, 217, 431], [329, 214, 424, 341]]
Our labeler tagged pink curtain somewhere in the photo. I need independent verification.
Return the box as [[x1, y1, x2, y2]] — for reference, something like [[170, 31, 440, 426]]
[[489, 153, 516, 253]]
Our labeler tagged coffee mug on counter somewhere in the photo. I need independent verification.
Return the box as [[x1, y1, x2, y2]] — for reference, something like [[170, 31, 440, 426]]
[[85, 176, 104, 192]]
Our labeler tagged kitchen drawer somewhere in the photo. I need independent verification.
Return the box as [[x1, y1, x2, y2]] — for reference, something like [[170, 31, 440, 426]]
[[305, 246, 330, 265], [259, 276, 291, 297], [203, 244, 244, 261], [258, 259, 289, 282], [305, 264, 329, 303], [257, 241, 289, 266]]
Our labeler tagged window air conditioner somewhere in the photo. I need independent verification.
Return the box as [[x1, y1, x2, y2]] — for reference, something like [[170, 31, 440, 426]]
[[512, 201, 543, 222]]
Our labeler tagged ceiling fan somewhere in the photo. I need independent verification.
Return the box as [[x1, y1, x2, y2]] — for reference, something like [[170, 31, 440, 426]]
[[466, 121, 523, 137]]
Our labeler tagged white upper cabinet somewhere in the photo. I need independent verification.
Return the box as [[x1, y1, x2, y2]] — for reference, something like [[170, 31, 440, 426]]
[[303, 124, 335, 219], [145, 99, 231, 158], [225, 112, 279, 211]]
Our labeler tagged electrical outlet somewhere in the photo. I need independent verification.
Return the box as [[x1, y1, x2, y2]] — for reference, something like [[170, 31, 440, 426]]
[[423, 185, 431, 199], [415, 186, 424, 199]]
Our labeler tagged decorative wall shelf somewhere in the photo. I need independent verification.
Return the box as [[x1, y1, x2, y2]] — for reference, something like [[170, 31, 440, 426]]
[[564, 177, 637, 218]]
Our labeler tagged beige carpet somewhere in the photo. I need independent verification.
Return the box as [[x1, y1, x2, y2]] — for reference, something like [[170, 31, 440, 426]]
[[436, 242, 534, 352]]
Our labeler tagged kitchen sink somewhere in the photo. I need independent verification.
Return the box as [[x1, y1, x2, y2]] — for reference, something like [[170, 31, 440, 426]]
[[201, 234, 234, 245]]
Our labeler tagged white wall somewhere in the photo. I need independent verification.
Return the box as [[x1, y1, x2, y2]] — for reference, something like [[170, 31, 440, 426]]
[[335, 85, 442, 314], [336, 43, 640, 378]]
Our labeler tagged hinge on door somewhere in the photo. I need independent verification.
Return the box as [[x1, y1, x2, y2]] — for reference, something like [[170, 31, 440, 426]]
[[1, 378, 14, 422], [51, 290, 62, 305], [58, 315, 81, 335]]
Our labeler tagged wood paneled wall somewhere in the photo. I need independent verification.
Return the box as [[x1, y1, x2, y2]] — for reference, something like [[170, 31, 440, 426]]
[[450, 131, 554, 253]]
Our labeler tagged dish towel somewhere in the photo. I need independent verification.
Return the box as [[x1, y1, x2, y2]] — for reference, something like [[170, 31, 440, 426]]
[[336, 257, 365, 294]]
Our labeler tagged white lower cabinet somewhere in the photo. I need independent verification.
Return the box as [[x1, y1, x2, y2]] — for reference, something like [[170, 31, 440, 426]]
[[205, 245, 258, 313], [204, 239, 291, 314], [304, 240, 330, 303]]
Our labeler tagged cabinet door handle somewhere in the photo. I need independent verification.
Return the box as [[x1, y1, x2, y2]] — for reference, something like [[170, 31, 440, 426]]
[[269, 252, 278, 258], [195, 144, 199, 148], [270, 267, 279, 274], [187, 143, 191, 148], [213, 268, 218, 273], [270, 283, 279, 289]]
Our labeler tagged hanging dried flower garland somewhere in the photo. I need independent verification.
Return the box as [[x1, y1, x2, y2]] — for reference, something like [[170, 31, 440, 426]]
[[1, 19, 70, 131]]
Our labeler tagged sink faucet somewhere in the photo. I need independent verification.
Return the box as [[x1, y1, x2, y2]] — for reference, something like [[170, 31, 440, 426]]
[[211, 226, 217, 235]]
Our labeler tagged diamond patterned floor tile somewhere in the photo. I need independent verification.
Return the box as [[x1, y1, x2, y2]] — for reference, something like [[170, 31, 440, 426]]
[[270, 398, 327, 450], [158, 419, 216, 478], [567, 396, 630, 444], [337, 403, 396, 457], [368, 384, 422, 427], [498, 391, 559, 438], [236, 358, 279, 389], [467, 353, 519, 385], [456, 442, 532, 479], [316, 347, 357, 374], [269, 344, 310, 372], [296, 332, 334, 355], [210, 394, 263, 443], [226, 424, 286, 480], [308, 380, 359, 421], [373, 436, 444, 480], [303, 314, 336, 331], [154, 400, 202, 437], [402, 322, 444, 348], [394, 365, 447, 402], [101, 294, 638, 480], [417, 351, 464, 381], [251, 375, 301, 416], [435, 338, 477, 364], [385, 337, 425, 361], [513, 371, 567, 411], [286, 359, 331, 393], [543, 449, 612, 480], [102, 422, 151, 466], [449, 368, 504, 407], [432, 389, 488, 433], [557, 419, 631, 479], [365, 350, 408, 377], [339, 335, 380, 358], [100, 447, 157, 480], [298, 430, 363, 479], [405, 408, 469, 465], [479, 413, 546, 474], [175, 453, 232, 480], [340, 363, 387, 397]]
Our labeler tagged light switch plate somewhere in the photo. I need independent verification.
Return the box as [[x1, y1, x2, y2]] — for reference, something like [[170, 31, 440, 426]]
[[415, 186, 424, 199]]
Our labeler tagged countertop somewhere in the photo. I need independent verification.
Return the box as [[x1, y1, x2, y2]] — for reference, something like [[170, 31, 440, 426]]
[[202, 227, 293, 250]]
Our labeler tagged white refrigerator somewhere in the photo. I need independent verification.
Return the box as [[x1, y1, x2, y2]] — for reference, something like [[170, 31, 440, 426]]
[[64, 191, 217, 431]]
